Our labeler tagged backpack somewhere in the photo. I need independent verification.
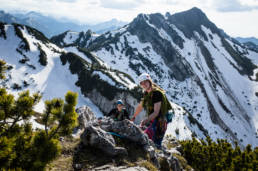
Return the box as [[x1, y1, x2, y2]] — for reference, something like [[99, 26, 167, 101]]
[[165, 110, 174, 123]]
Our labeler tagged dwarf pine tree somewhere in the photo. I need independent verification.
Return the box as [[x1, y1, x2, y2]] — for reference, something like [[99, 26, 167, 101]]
[[0, 59, 7, 79], [0, 60, 78, 170], [180, 137, 258, 171]]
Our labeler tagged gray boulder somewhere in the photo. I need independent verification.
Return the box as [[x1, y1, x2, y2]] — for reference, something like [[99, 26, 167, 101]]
[[99, 118, 151, 146], [76, 106, 97, 129], [91, 165, 149, 171], [81, 125, 128, 157]]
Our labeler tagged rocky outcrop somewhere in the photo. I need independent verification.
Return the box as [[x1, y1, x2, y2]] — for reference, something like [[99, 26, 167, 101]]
[[80, 117, 156, 159], [98, 118, 151, 146], [76, 106, 97, 129], [50, 30, 96, 48], [77, 106, 184, 171], [90, 165, 149, 171], [81, 125, 128, 156]]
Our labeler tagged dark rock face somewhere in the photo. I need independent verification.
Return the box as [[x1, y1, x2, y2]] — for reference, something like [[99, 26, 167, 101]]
[[128, 13, 191, 81], [50, 30, 95, 47], [167, 7, 221, 41], [76, 30, 94, 48], [243, 42, 258, 53], [0, 22, 7, 39], [221, 38, 256, 76], [50, 31, 69, 47]]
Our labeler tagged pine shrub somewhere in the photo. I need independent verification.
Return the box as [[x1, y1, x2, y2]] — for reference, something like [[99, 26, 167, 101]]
[[0, 60, 7, 79], [0, 61, 78, 170], [180, 137, 258, 171]]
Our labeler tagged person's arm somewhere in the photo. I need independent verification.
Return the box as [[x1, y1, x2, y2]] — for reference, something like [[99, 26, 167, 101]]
[[124, 109, 130, 120], [141, 101, 161, 126], [131, 101, 143, 121], [107, 109, 115, 117]]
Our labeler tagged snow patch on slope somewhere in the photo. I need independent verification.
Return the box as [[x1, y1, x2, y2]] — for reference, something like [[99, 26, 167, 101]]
[[63, 31, 79, 44], [0, 24, 104, 118]]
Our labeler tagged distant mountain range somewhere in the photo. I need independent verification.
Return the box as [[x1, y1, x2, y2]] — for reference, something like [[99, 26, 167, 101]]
[[0, 10, 128, 37], [235, 37, 258, 45], [235, 37, 258, 52]]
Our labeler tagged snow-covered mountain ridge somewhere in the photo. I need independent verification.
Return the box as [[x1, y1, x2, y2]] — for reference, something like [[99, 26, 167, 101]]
[[0, 22, 137, 118], [0, 21, 208, 146], [52, 7, 258, 147], [1, 7, 258, 148]]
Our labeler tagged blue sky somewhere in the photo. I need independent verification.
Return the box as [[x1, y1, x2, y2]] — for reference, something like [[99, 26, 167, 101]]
[[0, 0, 258, 37]]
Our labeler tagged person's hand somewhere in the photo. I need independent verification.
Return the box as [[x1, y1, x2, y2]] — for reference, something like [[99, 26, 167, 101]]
[[140, 118, 149, 127], [131, 116, 136, 122], [97, 118, 102, 124]]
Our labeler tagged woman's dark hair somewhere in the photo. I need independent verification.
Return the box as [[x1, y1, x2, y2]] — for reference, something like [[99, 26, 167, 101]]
[[143, 79, 165, 93]]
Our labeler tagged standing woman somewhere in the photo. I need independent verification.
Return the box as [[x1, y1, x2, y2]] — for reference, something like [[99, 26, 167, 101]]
[[131, 73, 172, 148]]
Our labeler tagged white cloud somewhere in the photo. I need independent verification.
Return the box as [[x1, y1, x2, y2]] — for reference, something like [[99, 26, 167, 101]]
[[99, 0, 145, 10], [163, 0, 180, 5], [212, 0, 258, 12], [56, 0, 77, 3]]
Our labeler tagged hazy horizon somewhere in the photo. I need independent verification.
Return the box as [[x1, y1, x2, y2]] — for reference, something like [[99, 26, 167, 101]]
[[0, 0, 258, 37]]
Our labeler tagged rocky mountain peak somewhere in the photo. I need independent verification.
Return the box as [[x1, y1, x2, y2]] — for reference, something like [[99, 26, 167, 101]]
[[85, 29, 93, 35], [167, 7, 221, 40], [129, 12, 166, 30], [135, 13, 149, 21], [0, 10, 19, 24], [169, 7, 208, 24], [165, 12, 171, 18], [127, 7, 221, 48]]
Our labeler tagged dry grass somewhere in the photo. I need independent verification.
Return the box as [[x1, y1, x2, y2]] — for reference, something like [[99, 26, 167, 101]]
[[166, 141, 179, 150], [172, 153, 193, 171], [46, 136, 80, 171], [139, 160, 157, 171], [158, 157, 172, 171], [46, 155, 73, 171]]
